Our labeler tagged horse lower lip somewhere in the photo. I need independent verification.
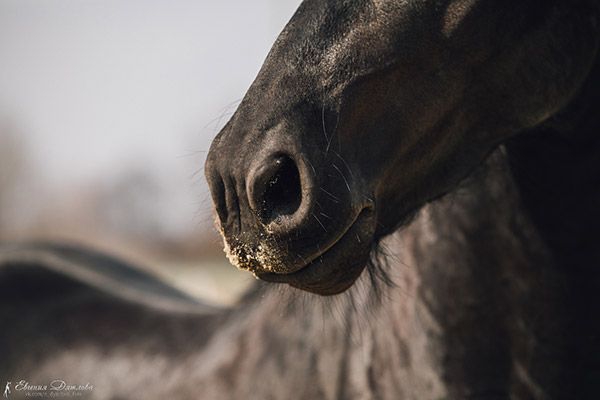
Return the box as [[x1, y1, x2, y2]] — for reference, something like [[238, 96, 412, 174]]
[[267, 210, 364, 276], [256, 208, 373, 284]]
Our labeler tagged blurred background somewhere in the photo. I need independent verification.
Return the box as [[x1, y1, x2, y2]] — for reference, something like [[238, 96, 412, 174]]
[[0, 0, 301, 304]]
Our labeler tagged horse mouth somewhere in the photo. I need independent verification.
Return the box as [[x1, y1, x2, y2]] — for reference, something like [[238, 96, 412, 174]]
[[255, 207, 375, 295]]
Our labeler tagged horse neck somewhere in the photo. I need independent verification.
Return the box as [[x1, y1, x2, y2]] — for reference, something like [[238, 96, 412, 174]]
[[507, 48, 600, 271], [502, 49, 600, 398]]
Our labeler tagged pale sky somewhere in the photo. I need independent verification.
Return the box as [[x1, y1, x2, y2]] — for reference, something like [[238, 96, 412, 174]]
[[0, 0, 301, 234]]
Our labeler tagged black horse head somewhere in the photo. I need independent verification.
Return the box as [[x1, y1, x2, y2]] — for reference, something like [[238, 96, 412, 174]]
[[205, 0, 599, 295]]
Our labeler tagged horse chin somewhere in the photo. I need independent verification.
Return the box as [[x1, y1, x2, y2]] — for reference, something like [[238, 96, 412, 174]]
[[256, 208, 376, 296]]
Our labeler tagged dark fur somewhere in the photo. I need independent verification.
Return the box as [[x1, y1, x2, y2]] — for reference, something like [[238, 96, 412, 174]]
[[2, 1, 600, 398]]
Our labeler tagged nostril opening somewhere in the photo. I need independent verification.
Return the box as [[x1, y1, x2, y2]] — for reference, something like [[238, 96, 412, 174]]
[[260, 155, 302, 223]]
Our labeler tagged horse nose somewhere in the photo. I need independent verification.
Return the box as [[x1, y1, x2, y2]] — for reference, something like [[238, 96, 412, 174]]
[[247, 154, 305, 227], [207, 148, 313, 236], [205, 153, 236, 230]]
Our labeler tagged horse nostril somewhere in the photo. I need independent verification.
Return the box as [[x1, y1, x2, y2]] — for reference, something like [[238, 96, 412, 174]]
[[254, 155, 302, 223]]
